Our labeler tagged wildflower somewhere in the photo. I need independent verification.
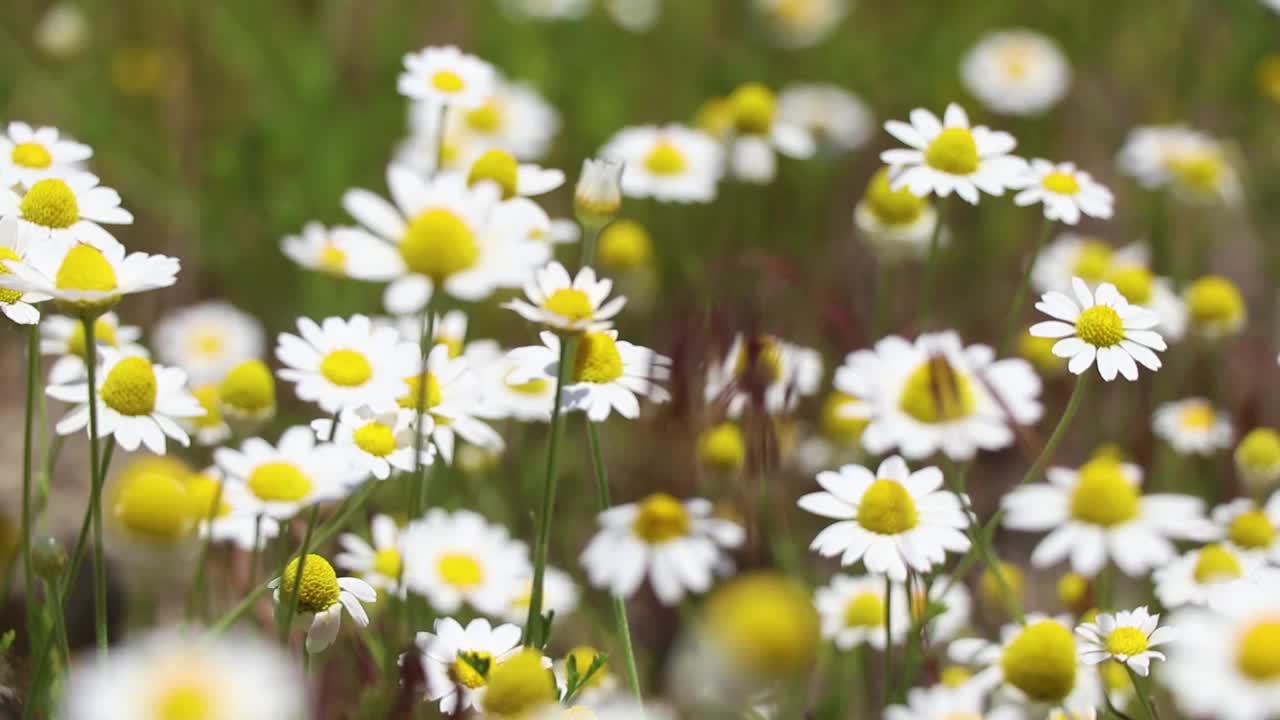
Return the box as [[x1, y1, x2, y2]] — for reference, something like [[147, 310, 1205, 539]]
[[107, 462, 199, 561], [337, 514, 406, 594], [276, 314, 419, 413], [880, 103, 1027, 204], [705, 333, 822, 418], [0, 121, 91, 189], [0, 171, 130, 248], [979, 561, 1025, 612], [483, 648, 558, 717], [913, 580, 973, 643], [0, 239, 178, 318], [410, 616, 523, 714], [281, 221, 401, 279], [777, 84, 872, 152], [152, 300, 265, 386], [270, 553, 376, 653], [949, 615, 1103, 712], [814, 574, 910, 650], [697, 571, 820, 685], [0, 215, 47, 324], [755, 0, 848, 48], [1058, 572, 1091, 614], [397, 45, 495, 108], [1117, 126, 1241, 204], [213, 425, 360, 520], [505, 261, 627, 333], [465, 148, 564, 199], [1077, 607, 1174, 676], [401, 508, 529, 615], [600, 124, 723, 203], [854, 167, 943, 263], [40, 312, 144, 383], [469, 342, 554, 422], [186, 467, 278, 550], [1029, 278, 1166, 380], [1153, 398, 1233, 456], [311, 406, 432, 480], [401, 343, 504, 463], [1013, 159, 1114, 224], [501, 565, 580, 625], [218, 358, 276, 426], [574, 157, 624, 223], [1183, 274, 1246, 339], [1020, 334, 1066, 375], [885, 684, 990, 720], [33, 3, 89, 59], [1236, 428, 1280, 491], [723, 82, 816, 184], [960, 30, 1071, 116], [1154, 543, 1273, 611]]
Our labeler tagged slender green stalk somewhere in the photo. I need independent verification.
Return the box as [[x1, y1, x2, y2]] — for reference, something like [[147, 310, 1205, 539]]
[[586, 422, 643, 702], [882, 576, 893, 711], [59, 437, 114, 618], [1126, 665, 1158, 720], [187, 477, 227, 621], [524, 334, 577, 646], [20, 323, 40, 659], [1000, 217, 1054, 354], [45, 576, 70, 671], [1019, 372, 1090, 487], [278, 504, 321, 642], [81, 317, 108, 655], [918, 196, 950, 322], [410, 300, 437, 517]]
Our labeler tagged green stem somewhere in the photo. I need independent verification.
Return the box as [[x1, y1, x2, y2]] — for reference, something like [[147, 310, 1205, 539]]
[[278, 504, 321, 642], [882, 576, 893, 711], [1126, 665, 1158, 720], [1019, 372, 1090, 487], [20, 323, 39, 662], [578, 219, 606, 269], [81, 316, 109, 656], [1000, 217, 1054, 354], [918, 196, 950, 323], [410, 300, 437, 517]]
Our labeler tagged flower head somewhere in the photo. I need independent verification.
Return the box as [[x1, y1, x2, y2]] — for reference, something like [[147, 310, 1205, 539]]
[[600, 124, 723, 203], [0, 121, 91, 188], [152, 300, 265, 386], [0, 171, 130, 248], [1013, 159, 1114, 224], [961, 30, 1071, 116], [1153, 398, 1233, 456], [0, 239, 178, 318], [880, 103, 1027, 204], [507, 330, 671, 422], [270, 553, 376, 653], [401, 508, 530, 616], [505, 262, 626, 333], [575, 157, 624, 223], [1077, 606, 1174, 676], [276, 314, 419, 414], [397, 46, 495, 108], [410, 616, 523, 715], [1030, 277, 1166, 381]]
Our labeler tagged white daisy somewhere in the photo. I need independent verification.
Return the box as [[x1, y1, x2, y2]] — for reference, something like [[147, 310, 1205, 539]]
[[1029, 277, 1166, 381], [813, 574, 910, 650], [397, 45, 496, 109], [777, 83, 873, 152], [472, 341, 555, 422], [336, 514, 406, 594], [464, 148, 565, 200], [213, 425, 362, 520], [833, 331, 1042, 461], [604, 0, 662, 32], [1001, 453, 1217, 577], [498, 0, 590, 21], [854, 167, 944, 264], [0, 239, 178, 318], [1030, 235, 1143, 293], [0, 171, 131, 248], [280, 221, 402, 279], [880, 103, 1027, 204], [960, 30, 1071, 116], [1117, 125, 1241, 205], [402, 343, 505, 464], [186, 467, 280, 551], [449, 78, 561, 161], [885, 683, 993, 720], [600, 124, 723, 203], [270, 553, 376, 654], [1153, 542, 1273, 612], [1102, 257, 1187, 343], [1152, 398, 1233, 456], [33, 3, 88, 60], [0, 214, 48, 324], [276, 314, 419, 413], [409, 616, 522, 715], [401, 508, 530, 616], [1012, 160, 1114, 225], [755, 0, 848, 48], [723, 82, 816, 184], [580, 493, 744, 605], [798, 455, 970, 581], [152, 300, 265, 386], [501, 565, 581, 625], [504, 261, 626, 333], [704, 333, 823, 418], [310, 406, 433, 480], [1212, 495, 1280, 562], [506, 330, 672, 422], [0, 121, 91, 189], [40, 311, 145, 384], [1077, 606, 1173, 676]]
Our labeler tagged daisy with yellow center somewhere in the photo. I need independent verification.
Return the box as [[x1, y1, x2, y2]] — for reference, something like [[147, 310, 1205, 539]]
[[396, 45, 496, 108], [1183, 274, 1246, 339], [580, 493, 744, 605], [469, 341, 556, 422], [1118, 125, 1242, 205], [1077, 606, 1174, 676], [723, 82, 816, 184], [1013, 159, 1114, 225], [505, 261, 627, 333], [1162, 594, 1280, 720], [854, 166, 944, 264], [1153, 397, 1233, 456], [705, 332, 823, 418], [218, 358, 276, 428], [187, 467, 279, 550], [152, 299, 265, 386], [400, 342, 504, 464], [465, 147, 564, 200], [501, 565, 580, 625], [106, 462, 199, 557], [1030, 277, 1166, 381], [213, 425, 362, 520], [600, 124, 723, 203], [1236, 428, 1280, 493], [281, 220, 402, 280], [276, 314, 419, 414], [1003, 452, 1217, 577], [410, 616, 523, 715], [40, 312, 145, 383], [185, 382, 230, 445], [880, 102, 1027, 204], [1213, 497, 1280, 562], [0, 215, 47, 324], [0, 170, 132, 248], [960, 30, 1071, 116], [778, 83, 872, 153], [1154, 543, 1273, 612], [814, 574, 909, 650], [336, 514, 406, 595], [310, 405, 433, 480], [884, 683, 992, 720], [0, 121, 92, 188], [0, 238, 178, 318], [401, 508, 530, 616], [755, 0, 848, 48], [269, 553, 376, 654]]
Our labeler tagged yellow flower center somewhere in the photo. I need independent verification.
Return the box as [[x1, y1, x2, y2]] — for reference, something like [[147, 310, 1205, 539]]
[[572, 331, 625, 384], [100, 356, 158, 416], [565, 646, 608, 687], [543, 288, 595, 323], [1074, 305, 1126, 348], [114, 471, 193, 541], [698, 421, 746, 470], [704, 572, 819, 677], [1169, 151, 1226, 195], [1041, 171, 1081, 195], [64, 317, 118, 358], [1057, 572, 1089, 609], [154, 682, 214, 720], [898, 357, 976, 424], [1069, 457, 1140, 526], [1179, 402, 1216, 430], [1072, 240, 1113, 283], [924, 127, 980, 176], [1100, 659, 1132, 693], [219, 359, 275, 413], [1105, 627, 1149, 657], [631, 493, 691, 543], [11, 142, 52, 169], [431, 70, 465, 93], [1193, 543, 1243, 583], [373, 547, 402, 580], [0, 246, 23, 304], [1000, 621, 1078, 703], [185, 473, 230, 520], [732, 336, 783, 385], [864, 167, 926, 226], [318, 242, 346, 274], [1237, 619, 1280, 681], [400, 208, 479, 282], [1238, 429, 1280, 471], [466, 148, 520, 199], [821, 392, 869, 445], [1105, 265, 1154, 305], [643, 140, 687, 176], [397, 372, 442, 411], [247, 461, 312, 503], [192, 384, 222, 429], [505, 369, 549, 396], [940, 665, 973, 688], [1230, 510, 1277, 550], [1185, 275, 1244, 328], [438, 552, 484, 588], [980, 562, 1025, 607], [842, 592, 884, 628], [464, 100, 502, 132], [856, 479, 919, 535], [1000, 43, 1033, 79], [280, 553, 340, 614], [729, 82, 777, 134], [484, 650, 556, 716], [451, 650, 494, 689], [598, 220, 653, 271], [55, 243, 118, 292], [353, 420, 396, 457], [319, 349, 372, 387], [20, 178, 79, 228], [1260, 55, 1280, 104]]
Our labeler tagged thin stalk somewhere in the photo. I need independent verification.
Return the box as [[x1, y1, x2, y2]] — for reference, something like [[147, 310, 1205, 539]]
[[187, 477, 227, 621], [882, 575, 893, 711], [1000, 217, 1054, 354], [410, 300, 437, 517], [918, 196, 950, 323], [81, 317, 108, 655], [1019, 372, 1090, 487], [20, 323, 39, 657], [278, 504, 321, 642], [59, 438, 114, 615], [1126, 665, 1158, 720]]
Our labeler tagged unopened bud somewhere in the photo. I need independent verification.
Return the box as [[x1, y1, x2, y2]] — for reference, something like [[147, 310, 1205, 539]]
[[574, 158, 623, 228], [32, 536, 67, 578]]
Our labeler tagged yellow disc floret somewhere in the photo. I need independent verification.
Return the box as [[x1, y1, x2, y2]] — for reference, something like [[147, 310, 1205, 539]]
[[465, 100, 502, 133], [0, 246, 24, 304], [484, 649, 557, 717], [1074, 305, 1125, 348], [1057, 572, 1090, 612], [1072, 241, 1113, 283], [1237, 429, 1280, 474], [219, 359, 275, 415], [400, 209, 479, 281], [20, 178, 79, 228], [898, 357, 976, 424], [843, 592, 885, 628], [1185, 275, 1245, 335], [543, 288, 594, 323], [55, 243, 117, 293], [698, 421, 747, 470], [467, 148, 520, 199], [353, 421, 397, 457], [631, 493, 690, 543], [191, 384, 222, 430], [11, 142, 52, 169], [821, 392, 869, 445], [451, 650, 494, 689], [573, 331, 624, 384], [980, 562, 1025, 609], [1193, 543, 1243, 583], [320, 349, 372, 387], [857, 479, 918, 535], [924, 127, 979, 176], [1179, 402, 1216, 430], [643, 140, 687, 176], [1069, 457, 1140, 526], [1105, 627, 1149, 657], [153, 682, 214, 720], [113, 471, 194, 542], [280, 553, 340, 614], [1000, 621, 1078, 703], [1020, 333, 1065, 374], [100, 356, 158, 416], [247, 461, 312, 503], [438, 552, 484, 588], [565, 646, 608, 688], [69, 316, 124, 357], [597, 220, 654, 272], [398, 372, 443, 412], [373, 547, 402, 580], [703, 572, 820, 677], [729, 82, 776, 134], [1236, 619, 1280, 681], [1041, 171, 1081, 195], [1106, 265, 1154, 305], [431, 70, 465, 93], [863, 167, 926, 227], [940, 665, 973, 688], [185, 473, 230, 520]]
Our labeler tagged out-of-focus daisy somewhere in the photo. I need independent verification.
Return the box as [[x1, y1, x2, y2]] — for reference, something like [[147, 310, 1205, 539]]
[[453, 79, 560, 161], [1237, 429, 1280, 494], [507, 330, 672, 422], [465, 148, 564, 200], [281, 221, 402, 279], [0, 122, 91, 189], [185, 467, 279, 550], [152, 300, 265, 386], [104, 458, 200, 566], [798, 455, 970, 581], [1154, 542, 1272, 611], [885, 684, 990, 720], [1117, 125, 1241, 205], [501, 565, 580, 625], [580, 493, 744, 605], [1030, 235, 1140, 293], [755, 0, 848, 48], [337, 514, 405, 594], [0, 239, 178, 318], [311, 406, 433, 480], [391, 308, 471, 359], [473, 344, 555, 422], [880, 103, 1026, 204], [1013, 160, 1114, 224], [961, 30, 1071, 116], [834, 331, 1041, 461], [270, 553, 376, 653], [34, 3, 88, 59], [1183, 274, 1246, 339], [1103, 257, 1187, 342], [854, 167, 943, 264], [0, 215, 48, 324], [1153, 398, 1232, 456], [218, 358, 276, 427], [1002, 452, 1215, 577], [1213, 495, 1280, 562], [505, 261, 626, 333], [410, 616, 523, 715], [705, 333, 822, 418], [276, 314, 418, 413], [401, 343, 504, 464], [401, 508, 529, 616], [0, 172, 131, 248], [778, 84, 872, 152], [60, 629, 305, 720], [397, 45, 495, 108], [1077, 606, 1173, 677], [600, 124, 723, 203], [214, 425, 360, 520], [47, 348, 203, 454], [1029, 278, 1166, 381], [814, 574, 910, 650], [723, 82, 816, 184], [575, 158, 623, 226], [498, 0, 590, 20]]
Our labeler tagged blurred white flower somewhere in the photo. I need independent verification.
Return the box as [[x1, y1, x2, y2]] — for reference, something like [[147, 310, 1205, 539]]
[[0, 121, 91, 189], [153, 300, 265, 386], [961, 30, 1071, 116], [397, 45, 496, 109], [1153, 397, 1233, 457], [778, 83, 873, 152], [600, 124, 723, 203], [756, 0, 848, 48]]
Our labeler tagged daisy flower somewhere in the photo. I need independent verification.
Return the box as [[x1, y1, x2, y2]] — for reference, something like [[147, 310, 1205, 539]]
[[723, 82, 816, 184], [1183, 274, 1246, 339], [270, 553, 376, 654], [498, 0, 590, 21], [0, 215, 48, 324], [185, 467, 280, 551], [1077, 606, 1173, 676], [1030, 235, 1142, 293], [1029, 277, 1166, 381], [152, 300, 265, 386], [880, 103, 1027, 204], [464, 148, 564, 200], [1236, 428, 1280, 494], [0, 171, 131, 248], [0, 121, 92, 189], [310, 406, 433, 480], [755, 0, 848, 48], [1152, 397, 1233, 456], [409, 616, 523, 715], [506, 330, 672, 422], [504, 261, 626, 333], [276, 314, 418, 413], [401, 508, 530, 616], [501, 565, 581, 625], [397, 45, 495, 108], [1012, 160, 1114, 224], [336, 514, 405, 594], [449, 78, 560, 161], [0, 239, 178, 318], [814, 574, 910, 650], [1117, 125, 1241, 205], [580, 493, 744, 605], [777, 83, 873, 153], [833, 331, 1042, 461], [34, 3, 88, 60], [885, 684, 991, 720], [472, 343, 555, 422], [1001, 452, 1217, 577], [960, 30, 1071, 116], [1153, 543, 1273, 611], [213, 425, 361, 520], [704, 333, 823, 418], [280, 221, 402, 279], [47, 348, 203, 454], [854, 167, 943, 264], [798, 456, 970, 581], [60, 629, 304, 720], [402, 343, 504, 464], [1213, 495, 1280, 562], [1102, 257, 1187, 342], [600, 124, 723, 203], [341, 165, 550, 314]]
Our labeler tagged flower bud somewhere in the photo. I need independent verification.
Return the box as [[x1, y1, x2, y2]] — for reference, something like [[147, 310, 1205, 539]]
[[574, 158, 623, 228]]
